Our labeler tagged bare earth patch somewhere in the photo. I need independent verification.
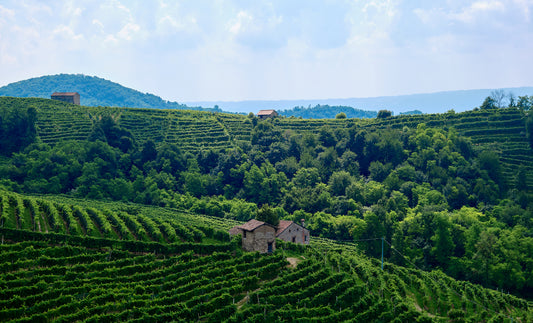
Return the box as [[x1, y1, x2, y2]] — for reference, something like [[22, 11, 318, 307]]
[[286, 257, 301, 268]]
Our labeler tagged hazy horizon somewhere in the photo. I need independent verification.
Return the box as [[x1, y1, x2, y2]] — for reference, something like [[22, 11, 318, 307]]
[[1, 1, 532, 103]]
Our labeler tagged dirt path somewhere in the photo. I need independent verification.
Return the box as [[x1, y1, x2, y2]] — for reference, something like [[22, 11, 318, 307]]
[[286, 257, 301, 268]]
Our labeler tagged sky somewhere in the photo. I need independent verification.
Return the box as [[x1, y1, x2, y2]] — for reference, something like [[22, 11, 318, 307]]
[[0, 0, 532, 103]]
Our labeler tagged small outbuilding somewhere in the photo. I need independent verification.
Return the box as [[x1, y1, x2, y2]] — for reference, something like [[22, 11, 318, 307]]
[[51, 92, 80, 105], [229, 219, 276, 253], [257, 109, 278, 119], [276, 220, 310, 245]]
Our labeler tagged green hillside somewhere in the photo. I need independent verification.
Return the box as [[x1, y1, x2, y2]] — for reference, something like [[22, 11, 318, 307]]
[[2, 96, 530, 187], [0, 74, 220, 112], [1, 96, 532, 321], [0, 190, 530, 322]]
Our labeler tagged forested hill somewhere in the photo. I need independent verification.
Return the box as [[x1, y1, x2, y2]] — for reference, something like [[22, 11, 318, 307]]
[[0, 74, 221, 112], [280, 104, 377, 119]]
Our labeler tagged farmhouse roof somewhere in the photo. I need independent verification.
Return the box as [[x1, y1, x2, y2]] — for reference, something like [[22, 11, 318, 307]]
[[257, 109, 276, 116], [276, 220, 307, 236], [52, 92, 79, 96], [276, 220, 293, 236], [237, 219, 276, 232], [231, 219, 306, 236]]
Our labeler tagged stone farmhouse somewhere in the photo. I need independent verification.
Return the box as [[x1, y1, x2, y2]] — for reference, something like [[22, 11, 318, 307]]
[[257, 109, 278, 119], [51, 92, 80, 105], [229, 219, 276, 253], [276, 220, 310, 245], [229, 219, 310, 253]]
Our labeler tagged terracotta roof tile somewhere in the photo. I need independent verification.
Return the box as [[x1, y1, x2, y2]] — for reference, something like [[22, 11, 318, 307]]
[[52, 92, 79, 96], [239, 219, 275, 231], [276, 220, 293, 235], [257, 109, 276, 115]]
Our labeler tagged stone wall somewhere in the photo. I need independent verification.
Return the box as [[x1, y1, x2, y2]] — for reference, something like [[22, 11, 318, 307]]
[[277, 222, 310, 245], [242, 225, 276, 253]]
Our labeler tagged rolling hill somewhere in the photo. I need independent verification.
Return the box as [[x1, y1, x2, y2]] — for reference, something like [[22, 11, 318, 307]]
[[0, 96, 532, 321], [2, 96, 529, 188], [3, 74, 531, 117], [0, 74, 220, 112]]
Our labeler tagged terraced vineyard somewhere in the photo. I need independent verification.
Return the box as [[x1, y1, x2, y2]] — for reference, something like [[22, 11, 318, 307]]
[[216, 114, 254, 142], [0, 190, 531, 322], [5, 96, 530, 188], [0, 190, 233, 249], [367, 108, 533, 188]]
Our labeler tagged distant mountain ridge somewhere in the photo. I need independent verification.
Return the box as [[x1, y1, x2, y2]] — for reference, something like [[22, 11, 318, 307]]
[[0, 74, 221, 112], [2, 74, 532, 117], [186, 87, 533, 115]]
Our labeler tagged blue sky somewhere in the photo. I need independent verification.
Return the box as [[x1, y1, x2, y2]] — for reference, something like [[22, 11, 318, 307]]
[[0, 0, 532, 102]]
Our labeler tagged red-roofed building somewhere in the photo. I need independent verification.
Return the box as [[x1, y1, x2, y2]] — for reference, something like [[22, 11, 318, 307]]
[[229, 219, 310, 253], [257, 109, 278, 119], [51, 92, 80, 105], [276, 220, 310, 245], [229, 219, 276, 253]]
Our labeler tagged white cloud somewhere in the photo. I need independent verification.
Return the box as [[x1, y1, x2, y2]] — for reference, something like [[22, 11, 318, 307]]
[[512, 0, 533, 21], [0, 5, 15, 21], [53, 24, 84, 42], [63, 0, 83, 17], [0, 0, 531, 101], [452, 1, 505, 23], [92, 19, 104, 31], [228, 10, 253, 35], [117, 22, 141, 41]]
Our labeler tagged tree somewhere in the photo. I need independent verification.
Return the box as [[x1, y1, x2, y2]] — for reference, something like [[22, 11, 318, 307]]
[[251, 121, 282, 148], [335, 112, 347, 119], [478, 150, 503, 190], [517, 95, 532, 111], [490, 89, 506, 108], [256, 204, 279, 226], [318, 126, 336, 147], [140, 140, 157, 165], [473, 229, 499, 285], [377, 110, 392, 119], [0, 107, 37, 156], [431, 212, 455, 268], [88, 116, 135, 152], [480, 96, 496, 109], [507, 92, 516, 107], [328, 171, 354, 196]]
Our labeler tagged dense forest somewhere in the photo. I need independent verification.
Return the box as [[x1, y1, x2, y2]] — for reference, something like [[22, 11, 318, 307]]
[[0, 95, 532, 303]]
